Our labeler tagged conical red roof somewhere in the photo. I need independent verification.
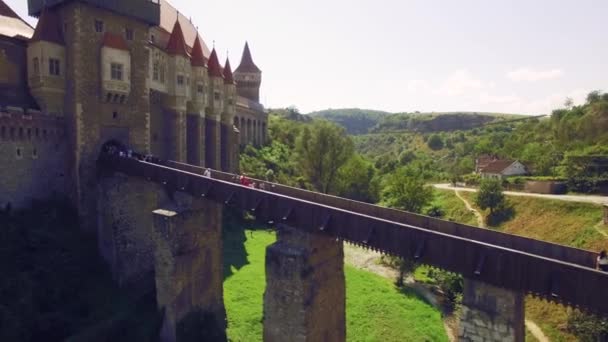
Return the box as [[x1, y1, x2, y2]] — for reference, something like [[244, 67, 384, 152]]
[[223, 58, 235, 84], [31, 8, 63, 45], [190, 35, 207, 67], [235, 42, 261, 73], [207, 48, 224, 79], [166, 19, 189, 57]]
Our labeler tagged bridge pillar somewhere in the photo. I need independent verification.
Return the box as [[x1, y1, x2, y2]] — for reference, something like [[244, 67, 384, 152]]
[[263, 225, 346, 342], [153, 193, 226, 342], [459, 278, 525, 342], [97, 174, 165, 289]]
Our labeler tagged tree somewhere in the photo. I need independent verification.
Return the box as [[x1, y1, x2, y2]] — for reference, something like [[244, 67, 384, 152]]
[[475, 178, 506, 215], [295, 120, 354, 194], [382, 166, 434, 213], [336, 154, 379, 203], [427, 134, 444, 150]]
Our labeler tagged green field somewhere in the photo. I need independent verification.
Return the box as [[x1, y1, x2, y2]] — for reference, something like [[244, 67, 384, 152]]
[[223, 227, 448, 342]]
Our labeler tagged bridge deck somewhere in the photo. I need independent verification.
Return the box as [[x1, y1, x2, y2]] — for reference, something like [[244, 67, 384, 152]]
[[98, 154, 608, 316]]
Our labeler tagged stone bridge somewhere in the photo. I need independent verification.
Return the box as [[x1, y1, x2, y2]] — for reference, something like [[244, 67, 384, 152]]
[[96, 153, 608, 342]]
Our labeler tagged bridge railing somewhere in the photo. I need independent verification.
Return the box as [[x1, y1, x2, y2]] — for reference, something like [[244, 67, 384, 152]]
[[165, 161, 598, 268], [98, 155, 608, 316]]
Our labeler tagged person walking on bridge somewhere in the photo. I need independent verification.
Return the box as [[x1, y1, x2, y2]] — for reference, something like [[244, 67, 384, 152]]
[[598, 250, 608, 272], [203, 168, 212, 178]]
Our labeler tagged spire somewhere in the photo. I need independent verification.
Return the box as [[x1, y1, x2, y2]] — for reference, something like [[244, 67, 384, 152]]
[[223, 57, 235, 84], [207, 48, 224, 79], [31, 7, 63, 45], [190, 35, 207, 67], [166, 19, 189, 57], [235, 42, 261, 73]]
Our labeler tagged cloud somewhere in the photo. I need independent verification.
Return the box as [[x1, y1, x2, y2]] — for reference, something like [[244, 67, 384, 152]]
[[507, 68, 564, 82], [437, 70, 485, 96]]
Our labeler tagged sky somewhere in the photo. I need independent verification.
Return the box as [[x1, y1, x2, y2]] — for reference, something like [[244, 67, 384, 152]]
[[7, 0, 608, 114]]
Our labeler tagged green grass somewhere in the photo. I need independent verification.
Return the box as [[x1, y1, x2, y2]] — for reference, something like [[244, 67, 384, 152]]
[[223, 227, 448, 342], [432, 190, 478, 226]]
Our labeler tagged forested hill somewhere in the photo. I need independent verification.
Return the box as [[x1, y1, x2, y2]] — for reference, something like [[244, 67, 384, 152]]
[[307, 108, 390, 134], [306, 109, 527, 134], [370, 112, 527, 133]]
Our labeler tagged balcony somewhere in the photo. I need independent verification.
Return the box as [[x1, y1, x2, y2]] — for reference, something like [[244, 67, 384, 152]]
[[28, 0, 160, 26]]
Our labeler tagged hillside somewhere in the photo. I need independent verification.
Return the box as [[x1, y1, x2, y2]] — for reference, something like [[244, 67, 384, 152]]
[[370, 112, 527, 133], [307, 108, 391, 135]]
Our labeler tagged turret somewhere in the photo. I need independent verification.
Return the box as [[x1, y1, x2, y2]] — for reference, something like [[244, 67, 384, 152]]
[[234, 42, 261, 102], [27, 7, 65, 115], [222, 57, 236, 122], [189, 35, 208, 112], [206, 48, 224, 118], [165, 19, 190, 110]]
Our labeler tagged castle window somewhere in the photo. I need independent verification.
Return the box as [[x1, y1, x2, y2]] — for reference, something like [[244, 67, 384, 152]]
[[27, 128, 31, 140], [228, 98, 234, 105], [49, 58, 61, 76], [177, 75, 184, 86], [125, 28, 133, 41], [33, 57, 39, 75], [214, 92, 220, 101], [18, 127, 23, 139], [153, 61, 159, 81], [112, 111, 118, 119], [160, 65, 165, 83], [95, 20, 104, 33], [111, 63, 123, 81], [16, 147, 22, 159], [32, 148, 38, 159], [197, 84, 204, 94], [150, 34, 155, 43], [35, 128, 39, 138]]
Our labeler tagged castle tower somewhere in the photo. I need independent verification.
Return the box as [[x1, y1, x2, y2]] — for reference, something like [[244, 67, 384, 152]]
[[27, 0, 158, 229], [27, 8, 65, 115], [204, 48, 223, 169], [234, 42, 261, 102], [164, 19, 190, 162], [186, 35, 208, 166], [221, 57, 237, 172]]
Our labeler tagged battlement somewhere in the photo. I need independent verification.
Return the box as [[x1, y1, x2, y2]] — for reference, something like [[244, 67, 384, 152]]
[[0, 109, 65, 143]]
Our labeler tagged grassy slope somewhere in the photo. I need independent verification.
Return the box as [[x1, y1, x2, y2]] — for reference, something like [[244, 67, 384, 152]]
[[223, 228, 447, 342], [456, 192, 606, 341], [432, 190, 478, 226]]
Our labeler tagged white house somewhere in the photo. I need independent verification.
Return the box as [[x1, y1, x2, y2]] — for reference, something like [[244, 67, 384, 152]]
[[478, 159, 527, 179]]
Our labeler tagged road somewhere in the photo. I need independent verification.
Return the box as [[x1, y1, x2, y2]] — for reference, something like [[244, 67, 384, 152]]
[[434, 184, 608, 205]]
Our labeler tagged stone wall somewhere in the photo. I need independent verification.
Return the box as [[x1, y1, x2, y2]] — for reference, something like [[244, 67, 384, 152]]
[[459, 278, 525, 342], [153, 193, 226, 341], [0, 111, 68, 209], [264, 226, 346, 342]]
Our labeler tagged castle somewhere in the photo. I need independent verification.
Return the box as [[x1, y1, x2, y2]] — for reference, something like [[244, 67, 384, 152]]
[[0, 0, 267, 213]]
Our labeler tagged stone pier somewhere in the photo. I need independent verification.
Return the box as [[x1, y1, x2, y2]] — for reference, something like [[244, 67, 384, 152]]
[[459, 278, 525, 342], [263, 225, 346, 342], [153, 193, 226, 342]]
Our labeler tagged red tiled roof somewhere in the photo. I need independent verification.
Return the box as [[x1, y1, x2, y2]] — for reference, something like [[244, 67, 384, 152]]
[[223, 58, 235, 84], [158, 0, 210, 56], [207, 48, 224, 78], [165, 20, 189, 57], [31, 8, 63, 45], [479, 159, 516, 174], [190, 35, 207, 67], [102, 32, 129, 51], [235, 42, 261, 73]]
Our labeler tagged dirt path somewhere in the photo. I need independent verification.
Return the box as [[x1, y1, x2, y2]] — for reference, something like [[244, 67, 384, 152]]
[[344, 244, 552, 342], [526, 320, 550, 342], [593, 220, 608, 238], [454, 190, 485, 228], [435, 183, 608, 205], [343, 243, 456, 341]]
